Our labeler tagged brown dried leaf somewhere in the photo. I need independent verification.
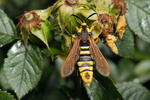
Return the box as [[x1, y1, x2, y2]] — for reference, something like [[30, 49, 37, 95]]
[[116, 15, 127, 39], [105, 34, 118, 54]]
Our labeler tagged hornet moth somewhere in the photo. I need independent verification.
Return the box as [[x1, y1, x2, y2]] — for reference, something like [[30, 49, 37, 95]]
[[61, 13, 110, 88]]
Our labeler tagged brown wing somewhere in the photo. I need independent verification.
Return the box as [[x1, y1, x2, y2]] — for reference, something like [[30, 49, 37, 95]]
[[89, 36, 110, 76], [61, 37, 80, 77]]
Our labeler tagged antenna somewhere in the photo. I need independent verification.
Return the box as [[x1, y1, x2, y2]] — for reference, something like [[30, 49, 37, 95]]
[[71, 14, 83, 23], [85, 13, 97, 22]]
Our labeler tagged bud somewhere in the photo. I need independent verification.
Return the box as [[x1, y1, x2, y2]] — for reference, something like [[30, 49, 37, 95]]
[[116, 15, 127, 39], [105, 34, 118, 54], [98, 13, 114, 34], [112, 0, 127, 15], [18, 11, 41, 32], [65, 0, 79, 6], [59, 0, 79, 16], [17, 9, 53, 52], [58, 0, 87, 33]]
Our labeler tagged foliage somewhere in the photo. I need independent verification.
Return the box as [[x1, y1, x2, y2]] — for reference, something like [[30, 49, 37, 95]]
[[0, 90, 16, 100], [0, 0, 150, 100], [116, 82, 150, 100], [126, 0, 150, 43], [3, 41, 44, 99], [0, 9, 16, 46]]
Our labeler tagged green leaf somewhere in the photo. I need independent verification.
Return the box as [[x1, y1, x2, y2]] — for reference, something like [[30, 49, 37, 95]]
[[116, 59, 135, 82], [116, 82, 150, 100], [108, 60, 119, 81], [0, 66, 11, 90], [134, 60, 150, 83], [0, 9, 16, 46], [135, 60, 150, 76], [133, 50, 150, 60], [31, 21, 52, 49], [36, 7, 51, 20], [0, 90, 16, 100], [80, 9, 97, 20], [0, 48, 10, 89], [116, 27, 134, 58], [134, 38, 150, 60], [136, 38, 150, 54], [126, 0, 150, 43], [85, 78, 103, 100], [94, 0, 112, 13], [42, 47, 62, 57], [85, 71, 123, 100], [3, 41, 44, 99], [108, 59, 137, 83]]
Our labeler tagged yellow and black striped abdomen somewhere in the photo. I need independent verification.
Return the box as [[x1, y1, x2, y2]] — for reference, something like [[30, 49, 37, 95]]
[[77, 46, 94, 88]]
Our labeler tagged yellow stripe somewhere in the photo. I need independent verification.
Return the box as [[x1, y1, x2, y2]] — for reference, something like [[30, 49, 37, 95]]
[[79, 67, 93, 72], [80, 46, 89, 49], [77, 61, 94, 66], [80, 51, 90, 55]]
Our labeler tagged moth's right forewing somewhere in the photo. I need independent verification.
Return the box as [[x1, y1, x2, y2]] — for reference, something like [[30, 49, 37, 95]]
[[61, 37, 80, 77]]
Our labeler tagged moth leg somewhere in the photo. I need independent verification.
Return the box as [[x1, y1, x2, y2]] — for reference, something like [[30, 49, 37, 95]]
[[71, 21, 80, 31], [73, 26, 80, 32], [71, 34, 77, 44], [94, 37, 99, 44], [89, 23, 97, 32]]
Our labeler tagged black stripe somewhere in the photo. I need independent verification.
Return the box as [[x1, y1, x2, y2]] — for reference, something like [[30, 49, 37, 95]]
[[80, 69, 93, 73], [80, 54, 90, 56], [80, 49, 89, 51], [80, 44, 89, 46]]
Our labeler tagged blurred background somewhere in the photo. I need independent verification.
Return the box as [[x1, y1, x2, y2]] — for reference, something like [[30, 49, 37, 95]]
[[0, 0, 150, 100], [0, 0, 55, 19]]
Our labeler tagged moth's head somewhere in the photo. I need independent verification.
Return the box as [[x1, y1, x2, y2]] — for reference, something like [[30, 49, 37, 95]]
[[81, 22, 87, 28]]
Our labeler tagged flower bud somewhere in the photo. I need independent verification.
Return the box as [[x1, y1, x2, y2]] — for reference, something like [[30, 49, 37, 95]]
[[112, 0, 127, 15], [58, 0, 87, 34], [18, 11, 41, 32], [17, 9, 53, 50], [98, 13, 114, 34]]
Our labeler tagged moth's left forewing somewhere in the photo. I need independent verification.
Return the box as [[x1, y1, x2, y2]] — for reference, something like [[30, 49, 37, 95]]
[[61, 37, 80, 77]]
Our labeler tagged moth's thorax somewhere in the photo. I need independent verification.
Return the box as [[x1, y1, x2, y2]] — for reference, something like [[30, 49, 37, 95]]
[[80, 24, 89, 43]]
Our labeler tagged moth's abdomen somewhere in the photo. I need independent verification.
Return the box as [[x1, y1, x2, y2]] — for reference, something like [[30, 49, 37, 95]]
[[77, 46, 94, 88]]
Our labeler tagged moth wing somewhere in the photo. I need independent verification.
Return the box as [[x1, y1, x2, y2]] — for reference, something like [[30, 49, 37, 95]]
[[61, 37, 80, 77], [89, 36, 110, 76]]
